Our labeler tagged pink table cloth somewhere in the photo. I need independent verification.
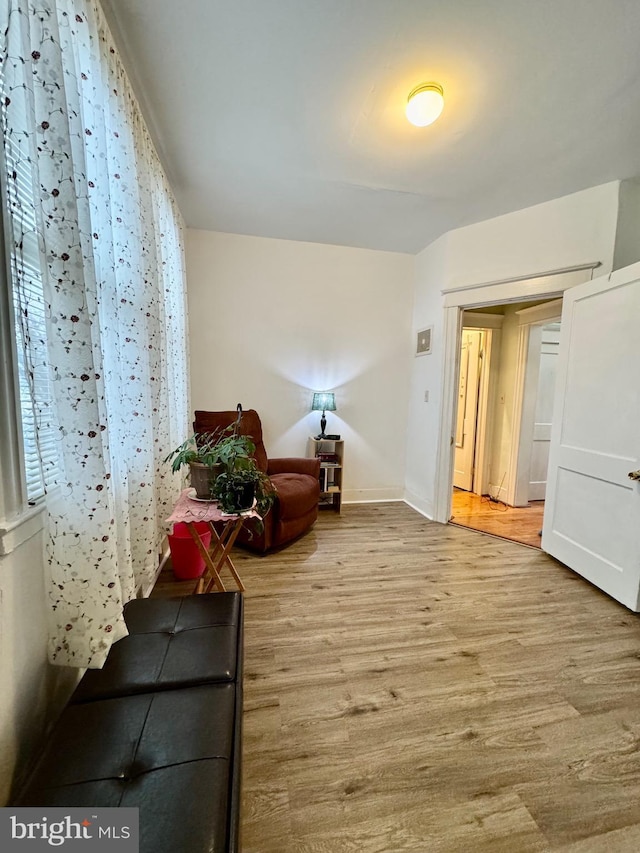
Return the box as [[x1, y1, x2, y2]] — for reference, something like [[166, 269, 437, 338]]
[[166, 488, 261, 526]]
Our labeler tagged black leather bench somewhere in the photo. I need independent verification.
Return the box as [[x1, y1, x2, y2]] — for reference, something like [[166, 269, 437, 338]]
[[13, 592, 243, 853]]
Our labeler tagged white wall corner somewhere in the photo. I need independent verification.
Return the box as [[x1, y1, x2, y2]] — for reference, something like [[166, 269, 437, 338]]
[[403, 491, 435, 521]]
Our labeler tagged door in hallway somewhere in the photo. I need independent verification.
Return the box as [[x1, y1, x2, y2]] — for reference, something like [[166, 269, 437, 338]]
[[453, 329, 483, 491]]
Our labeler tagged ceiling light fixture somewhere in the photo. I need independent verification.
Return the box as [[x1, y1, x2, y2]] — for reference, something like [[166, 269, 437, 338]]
[[406, 82, 444, 127]]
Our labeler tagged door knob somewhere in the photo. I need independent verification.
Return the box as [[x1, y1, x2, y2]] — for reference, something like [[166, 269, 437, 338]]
[[629, 470, 640, 481]]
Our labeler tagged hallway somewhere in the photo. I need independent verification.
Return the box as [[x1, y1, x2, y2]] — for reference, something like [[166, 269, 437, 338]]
[[450, 488, 544, 548]]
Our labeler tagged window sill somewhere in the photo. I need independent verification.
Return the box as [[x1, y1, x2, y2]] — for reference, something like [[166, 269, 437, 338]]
[[0, 502, 45, 556]]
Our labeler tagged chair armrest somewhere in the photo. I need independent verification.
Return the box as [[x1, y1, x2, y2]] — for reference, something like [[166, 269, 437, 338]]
[[267, 457, 320, 477]]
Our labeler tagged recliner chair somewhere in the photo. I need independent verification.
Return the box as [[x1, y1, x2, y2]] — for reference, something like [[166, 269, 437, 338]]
[[193, 408, 321, 553]]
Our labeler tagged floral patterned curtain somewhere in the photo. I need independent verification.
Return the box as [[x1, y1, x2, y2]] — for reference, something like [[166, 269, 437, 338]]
[[0, 0, 189, 667]]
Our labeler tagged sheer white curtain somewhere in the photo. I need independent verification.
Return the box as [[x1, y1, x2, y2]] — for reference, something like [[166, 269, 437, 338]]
[[1, 0, 189, 667]]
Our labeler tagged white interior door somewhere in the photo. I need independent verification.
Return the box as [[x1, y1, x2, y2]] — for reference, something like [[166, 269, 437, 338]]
[[453, 330, 482, 491], [528, 324, 560, 501], [542, 263, 640, 610]]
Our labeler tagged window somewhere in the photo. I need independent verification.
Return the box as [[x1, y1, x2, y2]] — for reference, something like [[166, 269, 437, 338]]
[[1, 63, 60, 504]]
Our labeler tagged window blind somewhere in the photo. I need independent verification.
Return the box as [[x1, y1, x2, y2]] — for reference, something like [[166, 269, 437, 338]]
[[1, 77, 60, 503]]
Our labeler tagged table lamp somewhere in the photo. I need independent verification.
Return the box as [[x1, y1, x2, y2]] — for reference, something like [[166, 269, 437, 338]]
[[311, 392, 336, 439]]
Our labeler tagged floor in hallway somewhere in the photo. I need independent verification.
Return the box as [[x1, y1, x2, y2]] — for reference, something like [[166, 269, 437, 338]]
[[450, 488, 545, 548]]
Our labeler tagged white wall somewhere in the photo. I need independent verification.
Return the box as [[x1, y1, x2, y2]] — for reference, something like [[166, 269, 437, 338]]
[[406, 181, 620, 516], [613, 177, 640, 271], [0, 529, 78, 804], [441, 181, 620, 290], [404, 234, 449, 518], [186, 230, 415, 502]]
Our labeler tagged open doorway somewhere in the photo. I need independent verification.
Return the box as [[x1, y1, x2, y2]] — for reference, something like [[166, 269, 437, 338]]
[[449, 299, 562, 548], [432, 264, 600, 529]]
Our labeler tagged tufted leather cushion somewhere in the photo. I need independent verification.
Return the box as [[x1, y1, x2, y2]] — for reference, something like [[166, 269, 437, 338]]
[[72, 593, 242, 703], [17, 686, 237, 853], [14, 593, 243, 853], [125, 592, 240, 633]]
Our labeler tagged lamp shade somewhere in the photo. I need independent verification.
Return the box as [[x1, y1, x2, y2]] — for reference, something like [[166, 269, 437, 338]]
[[312, 392, 336, 412]]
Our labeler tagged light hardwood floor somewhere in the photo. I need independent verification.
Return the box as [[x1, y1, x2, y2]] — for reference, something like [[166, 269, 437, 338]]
[[153, 502, 640, 852], [450, 489, 545, 548]]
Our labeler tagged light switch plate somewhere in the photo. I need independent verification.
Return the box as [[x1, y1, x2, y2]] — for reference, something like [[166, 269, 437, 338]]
[[416, 326, 433, 356]]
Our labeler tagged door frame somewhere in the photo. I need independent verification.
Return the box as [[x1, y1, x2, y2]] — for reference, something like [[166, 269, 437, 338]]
[[433, 264, 600, 524]]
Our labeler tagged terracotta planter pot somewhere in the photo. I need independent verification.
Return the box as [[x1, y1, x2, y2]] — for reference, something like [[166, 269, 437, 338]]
[[189, 461, 224, 499]]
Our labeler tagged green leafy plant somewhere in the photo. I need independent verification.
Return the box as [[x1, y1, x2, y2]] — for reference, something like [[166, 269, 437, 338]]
[[165, 405, 275, 510], [164, 428, 258, 472], [213, 465, 275, 515], [164, 430, 226, 473], [214, 433, 256, 472], [164, 426, 257, 500]]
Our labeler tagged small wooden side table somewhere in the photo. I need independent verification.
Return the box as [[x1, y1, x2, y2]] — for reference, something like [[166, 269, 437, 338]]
[[307, 437, 344, 513], [166, 489, 260, 594]]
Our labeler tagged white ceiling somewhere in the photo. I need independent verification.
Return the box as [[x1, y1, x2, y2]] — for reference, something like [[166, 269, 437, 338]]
[[102, 0, 640, 254]]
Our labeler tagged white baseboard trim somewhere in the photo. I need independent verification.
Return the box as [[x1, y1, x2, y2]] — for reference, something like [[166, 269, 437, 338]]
[[342, 497, 404, 505], [488, 482, 509, 503], [342, 487, 404, 503], [403, 490, 435, 521], [139, 541, 170, 599]]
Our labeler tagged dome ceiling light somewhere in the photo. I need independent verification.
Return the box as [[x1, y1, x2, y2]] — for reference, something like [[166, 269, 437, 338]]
[[405, 82, 444, 127]]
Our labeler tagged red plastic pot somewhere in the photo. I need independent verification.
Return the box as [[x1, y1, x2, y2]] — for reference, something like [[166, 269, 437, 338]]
[[168, 522, 211, 580]]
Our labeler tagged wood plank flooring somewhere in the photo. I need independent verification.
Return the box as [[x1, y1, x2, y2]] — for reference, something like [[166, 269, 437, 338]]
[[152, 502, 640, 852], [450, 488, 545, 548]]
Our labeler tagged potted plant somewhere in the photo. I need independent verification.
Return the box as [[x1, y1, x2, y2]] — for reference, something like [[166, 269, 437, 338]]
[[166, 404, 275, 512], [164, 428, 256, 499], [213, 463, 275, 515]]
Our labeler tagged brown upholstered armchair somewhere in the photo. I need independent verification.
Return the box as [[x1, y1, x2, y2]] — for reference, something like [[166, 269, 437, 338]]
[[193, 409, 321, 553]]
